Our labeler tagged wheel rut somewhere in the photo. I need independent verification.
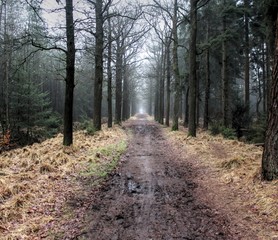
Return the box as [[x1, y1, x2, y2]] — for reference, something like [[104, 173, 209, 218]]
[[79, 119, 232, 240]]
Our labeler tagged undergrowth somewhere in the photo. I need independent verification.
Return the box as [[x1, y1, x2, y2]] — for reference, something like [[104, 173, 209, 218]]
[[209, 122, 237, 140]]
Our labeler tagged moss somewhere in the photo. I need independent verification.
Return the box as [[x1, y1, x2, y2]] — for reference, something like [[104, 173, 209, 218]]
[[82, 141, 127, 178]]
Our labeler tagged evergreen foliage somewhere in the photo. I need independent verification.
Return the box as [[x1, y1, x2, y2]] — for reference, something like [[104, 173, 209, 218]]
[[231, 102, 252, 139]]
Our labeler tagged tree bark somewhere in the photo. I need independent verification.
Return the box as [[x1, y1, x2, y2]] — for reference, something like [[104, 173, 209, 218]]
[[266, 44, 271, 112], [115, 39, 123, 125], [107, 13, 112, 128], [165, 39, 171, 127], [222, 1, 229, 127], [262, 13, 278, 181], [244, 0, 250, 113], [262, 40, 267, 114], [122, 63, 130, 121], [159, 43, 165, 124], [63, 0, 75, 146], [93, 0, 104, 131], [183, 85, 189, 127], [148, 79, 153, 116], [203, 36, 210, 129], [2, 1, 10, 131], [154, 73, 160, 121], [172, 0, 180, 131], [188, 0, 197, 136]]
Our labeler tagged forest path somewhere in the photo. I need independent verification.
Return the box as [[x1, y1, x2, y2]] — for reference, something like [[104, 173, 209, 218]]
[[78, 116, 232, 240]]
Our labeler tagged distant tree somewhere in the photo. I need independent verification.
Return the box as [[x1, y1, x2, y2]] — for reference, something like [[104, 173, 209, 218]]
[[113, 5, 146, 124]]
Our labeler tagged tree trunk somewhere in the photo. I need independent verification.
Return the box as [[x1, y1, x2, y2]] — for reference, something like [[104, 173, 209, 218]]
[[222, 1, 229, 127], [122, 63, 130, 121], [165, 40, 171, 127], [262, 40, 267, 114], [131, 93, 137, 116], [244, 0, 250, 113], [188, 0, 197, 136], [3, 1, 9, 131], [154, 74, 160, 121], [172, 0, 180, 131], [93, 0, 104, 131], [183, 85, 189, 127], [266, 44, 271, 112], [256, 66, 262, 117], [203, 42, 210, 129], [148, 79, 153, 116], [115, 40, 123, 125], [159, 43, 165, 124], [107, 13, 112, 128], [262, 14, 278, 181], [63, 0, 75, 146]]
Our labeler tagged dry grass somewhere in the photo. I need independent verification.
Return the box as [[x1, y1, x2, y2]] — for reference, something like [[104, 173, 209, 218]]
[[0, 125, 127, 239], [167, 128, 278, 239]]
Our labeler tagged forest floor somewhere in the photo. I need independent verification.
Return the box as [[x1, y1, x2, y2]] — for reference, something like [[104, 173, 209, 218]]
[[0, 115, 278, 239]]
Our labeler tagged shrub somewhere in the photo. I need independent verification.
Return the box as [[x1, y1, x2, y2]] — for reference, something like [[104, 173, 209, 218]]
[[45, 113, 62, 129], [232, 102, 252, 138], [209, 121, 237, 139], [81, 120, 96, 136], [247, 115, 267, 143], [209, 121, 222, 136], [221, 127, 237, 140]]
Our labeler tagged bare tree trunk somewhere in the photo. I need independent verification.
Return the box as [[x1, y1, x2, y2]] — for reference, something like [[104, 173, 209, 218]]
[[203, 31, 210, 129], [159, 43, 165, 124], [2, 1, 12, 131], [262, 41, 267, 114], [154, 74, 160, 121], [0, 1, 3, 133], [188, 0, 197, 136], [183, 85, 189, 127], [148, 79, 153, 115], [262, 14, 278, 181], [244, 0, 250, 113], [115, 39, 123, 125], [93, 0, 104, 130], [122, 63, 130, 121], [107, 13, 112, 128], [256, 66, 262, 117], [63, 0, 75, 146], [131, 93, 137, 116], [266, 44, 271, 112], [172, 0, 180, 131], [222, 1, 229, 127], [165, 40, 171, 127]]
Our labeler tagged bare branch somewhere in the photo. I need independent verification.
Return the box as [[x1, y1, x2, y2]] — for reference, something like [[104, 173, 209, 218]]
[[196, 0, 211, 11], [24, 0, 45, 23], [31, 38, 67, 54]]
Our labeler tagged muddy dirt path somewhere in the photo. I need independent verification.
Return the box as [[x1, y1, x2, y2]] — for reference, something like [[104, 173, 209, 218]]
[[79, 118, 232, 239]]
